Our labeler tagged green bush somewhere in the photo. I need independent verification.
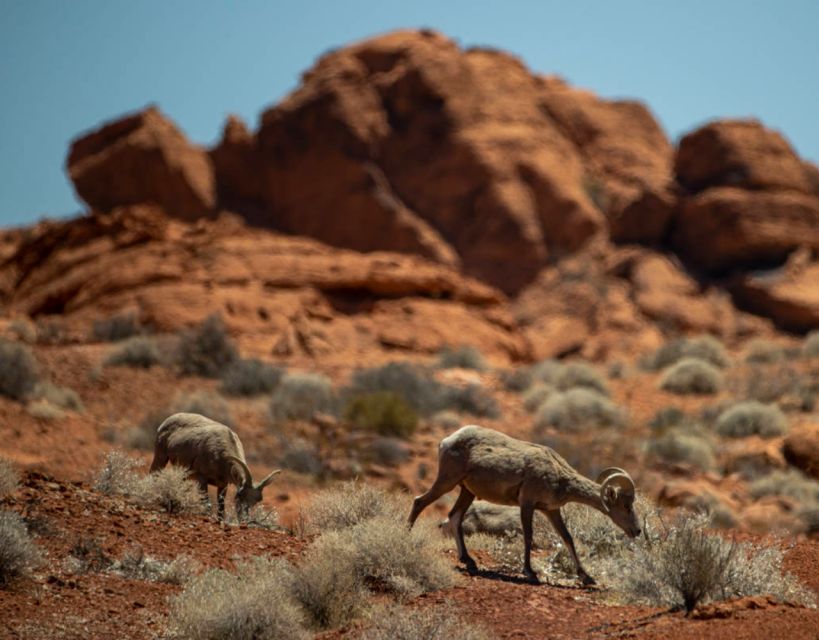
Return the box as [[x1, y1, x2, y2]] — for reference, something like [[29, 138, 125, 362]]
[[220, 358, 284, 396], [659, 358, 723, 395], [646, 335, 729, 370], [361, 605, 492, 640], [803, 330, 819, 358], [715, 401, 787, 439], [176, 314, 238, 378], [0, 458, 19, 497], [168, 556, 308, 640], [104, 336, 162, 368], [0, 511, 41, 587], [344, 391, 418, 438], [647, 430, 715, 471], [0, 339, 39, 400], [533, 388, 624, 432], [92, 312, 140, 342], [437, 345, 486, 371], [270, 373, 338, 423]]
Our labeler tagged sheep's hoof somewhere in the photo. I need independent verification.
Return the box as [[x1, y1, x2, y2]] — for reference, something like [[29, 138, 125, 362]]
[[580, 573, 596, 587], [524, 570, 540, 585], [463, 559, 479, 575]]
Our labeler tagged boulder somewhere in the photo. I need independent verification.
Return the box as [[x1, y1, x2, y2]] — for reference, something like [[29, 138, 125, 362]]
[[783, 423, 819, 480], [67, 107, 215, 220], [673, 187, 819, 273], [676, 119, 813, 194]]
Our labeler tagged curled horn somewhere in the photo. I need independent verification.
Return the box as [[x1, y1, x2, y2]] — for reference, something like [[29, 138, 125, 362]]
[[256, 469, 282, 489], [596, 467, 636, 506], [227, 455, 253, 486]]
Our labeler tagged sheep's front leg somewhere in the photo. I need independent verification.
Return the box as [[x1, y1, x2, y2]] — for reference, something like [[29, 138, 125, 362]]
[[195, 476, 212, 513], [545, 509, 595, 586], [520, 502, 539, 584], [216, 486, 228, 521]]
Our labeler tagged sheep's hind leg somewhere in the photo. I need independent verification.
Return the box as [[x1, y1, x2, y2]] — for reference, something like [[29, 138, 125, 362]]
[[408, 457, 463, 527], [449, 486, 477, 574], [196, 477, 213, 515], [520, 502, 540, 584], [545, 509, 595, 586]]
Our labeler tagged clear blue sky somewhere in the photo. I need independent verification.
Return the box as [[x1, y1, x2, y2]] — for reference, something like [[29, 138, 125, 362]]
[[2, 1, 817, 228]]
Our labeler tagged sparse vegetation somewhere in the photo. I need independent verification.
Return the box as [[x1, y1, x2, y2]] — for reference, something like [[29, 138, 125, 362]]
[[344, 361, 443, 416], [645, 335, 729, 370], [306, 482, 404, 533], [0, 458, 19, 497], [803, 330, 819, 358], [499, 367, 533, 392], [176, 314, 238, 378], [531, 359, 609, 395], [750, 469, 819, 505], [94, 450, 142, 496], [437, 345, 486, 371], [92, 312, 140, 342], [361, 604, 492, 640], [32, 381, 83, 411], [270, 372, 338, 423], [220, 358, 284, 396], [647, 430, 715, 471], [715, 401, 788, 439], [648, 406, 687, 432], [26, 399, 65, 421], [744, 339, 787, 364], [368, 437, 411, 467], [278, 440, 323, 476], [168, 556, 308, 640], [431, 410, 462, 430], [533, 388, 624, 432], [293, 546, 367, 629], [659, 358, 723, 395], [522, 383, 555, 413], [0, 511, 41, 587], [0, 339, 39, 400], [739, 364, 818, 411], [344, 391, 418, 438], [104, 335, 162, 368], [439, 383, 501, 418], [136, 466, 206, 515], [110, 545, 198, 584]]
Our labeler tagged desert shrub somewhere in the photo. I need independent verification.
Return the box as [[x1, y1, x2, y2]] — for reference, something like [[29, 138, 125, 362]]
[[93, 450, 142, 496], [0, 458, 19, 497], [270, 372, 338, 423], [171, 390, 234, 427], [310, 515, 455, 597], [438, 383, 501, 418], [168, 556, 308, 640], [293, 546, 367, 629], [0, 511, 41, 587], [66, 537, 114, 574], [437, 345, 486, 371], [344, 391, 418, 438], [499, 367, 533, 392], [645, 335, 729, 370], [92, 312, 140, 342], [744, 339, 788, 364], [715, 401, 787, 438], [26, 399, 65, 421], [803, 330, 819, 358], [647, 430, 715, 471], [0, 339, 39, 400], [104, 336, 161, 368], [279, 440, 323, 476], [739, 364, 819, 411], [608, 515, 812, 612], [533, 388, 624, 432], [176, 314, 238, 378], [110, 545, 198, 584], [750, 469, 819, 504], [360, 604, 492, 640], [648, 406, 687, 432], [344, 362, 443, 416], [34, 318, 70, 345], [522, 383, 555, 413], [531, 359, 608, 395], [659, 358, 723, 395], [135, 466, 206, 515], [368, 437, 411, 467], [32, 381, 83, 411], [306, 482, 405, 533], [431, 410, 462, 430], [243, 504, 280, 530], [220, 358, 284, 396]]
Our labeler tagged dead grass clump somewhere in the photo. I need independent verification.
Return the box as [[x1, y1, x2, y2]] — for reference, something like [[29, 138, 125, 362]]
[[176, 314, 238, 378], [168, 556, 308, 640], [104, 336, 162, 368], [715, 401, 788, 438], [92, 312, 140, 342], [135, 466, 206, 515], [0, 511, 41, 587], [437, 345, 486, 371], [305, 482, 405, 533], [220, 358, 284, 396], [93, 450, 142, 496], [0, 339, 40, 400], [270, 372, 338, 423], [110, 545, 198, 584], [360, 604, 492, 640], [26, 399, 65, 421], [645, 335, 729, 370], [659, 358, 723, 395], [533, 388, 624, 432], [0, 458, 19, 497], [647, 430, 715, 471]]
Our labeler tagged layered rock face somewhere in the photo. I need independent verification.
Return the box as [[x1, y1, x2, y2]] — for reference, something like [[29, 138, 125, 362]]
[[211, 30, 672, 293], [67, 107, 216, 220]]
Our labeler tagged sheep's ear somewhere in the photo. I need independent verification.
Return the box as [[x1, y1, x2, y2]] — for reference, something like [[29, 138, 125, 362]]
[[256, 469, 282, 490], [602, 484, 618, 506]]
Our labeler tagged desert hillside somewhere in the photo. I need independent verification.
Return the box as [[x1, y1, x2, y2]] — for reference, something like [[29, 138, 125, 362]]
[[1, 29, 819, 640]]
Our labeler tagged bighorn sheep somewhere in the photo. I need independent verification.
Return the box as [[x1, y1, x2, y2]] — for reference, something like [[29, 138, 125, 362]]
[[408, 425, 640, 585], [150, 412, 280, 520]]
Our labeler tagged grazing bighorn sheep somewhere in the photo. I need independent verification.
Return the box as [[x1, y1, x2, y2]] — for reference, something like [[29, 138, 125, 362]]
[[408, 425, 640, 585], [150, 412, 280, 520]]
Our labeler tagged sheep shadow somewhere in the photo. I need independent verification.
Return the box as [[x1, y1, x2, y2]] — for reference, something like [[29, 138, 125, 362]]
[[459, 566, 599, 590]]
